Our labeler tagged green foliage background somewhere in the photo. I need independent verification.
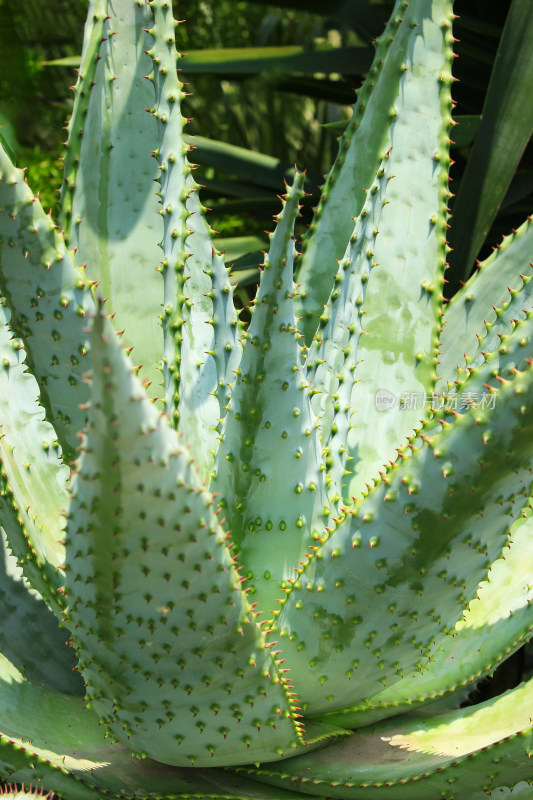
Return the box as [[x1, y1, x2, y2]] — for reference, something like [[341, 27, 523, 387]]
[[0, 0, 350, 223]]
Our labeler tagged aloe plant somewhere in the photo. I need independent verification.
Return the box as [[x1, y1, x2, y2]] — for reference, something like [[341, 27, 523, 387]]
[[0, 0, 532, 798]]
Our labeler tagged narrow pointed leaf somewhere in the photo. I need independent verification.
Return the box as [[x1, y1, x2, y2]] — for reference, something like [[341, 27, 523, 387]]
[[216, 236, 268, 261], [0, 147, 95, 459], [60, 0, 163, 400], [59, 0, 107, 238], [176, 183, 241, 478], [306, 154, 391, 501], [295, 0, 454, 344], [0, 303, 68, 613], [184, 135, 297, 192], [342, 0, 453, 498], [437, 215, 533, 392], [180, 44, 373, 75], [149, 2, 240, 478], [212, 174, 331, 617]]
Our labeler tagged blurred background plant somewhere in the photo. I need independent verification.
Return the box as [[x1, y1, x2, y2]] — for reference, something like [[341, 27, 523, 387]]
[[2, 0, 532, 292], [0, 0, 83, 209]]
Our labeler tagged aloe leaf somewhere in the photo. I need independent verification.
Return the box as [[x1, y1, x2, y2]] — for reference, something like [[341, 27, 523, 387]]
[[0, 146, 95, 459], [58, 0, 106, 238], [317, 306, 533, 726], [340, 0, 453, 499], [59, 0, 163, 402], [0, 654, 315, 800], [240, 678, 533, 799], [148, 3, 241, 477], [275, 362, 533, 716], [440, 305, 533, 412], [319, 490, 533, 729], [212, 174, 331, 618], [64, 309, 302, 767], [294, 0, 454, 345], [0, 303, 68, 613], [148, 1, 199, 430], [175, 182, 242, 477], [447, 0, 533, 288], [305, 153, 392, 503], [204, 231, 243, 429], [0, 530, 81, 695], [437, 215, 533, 392]]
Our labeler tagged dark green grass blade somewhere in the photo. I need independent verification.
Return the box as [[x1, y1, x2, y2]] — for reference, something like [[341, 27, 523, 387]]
[[447, 0, 533, 289], [179, 45, 373, 75]]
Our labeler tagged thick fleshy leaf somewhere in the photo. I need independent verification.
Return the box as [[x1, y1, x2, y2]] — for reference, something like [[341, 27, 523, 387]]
[[313, 491, 533, 729], [212, 174, 331, 618], [176, 183, 241, 478], [0, 530, 81, 695], [295, 0, 454, 347], [305, 153, 391, 502], [316, 304, 533, 727], [64, 311, 303, 767], [342, 0, 453, 498], [0, 303, 68, 612], [0, 654, 315, 800], [148, 1, 241, 478], [0, 146, 95, 459], [60, 0, 163, 401], [240, 678, 533, 799], [275, 362, 533, 715], [440, 307, 533, 416], [58, 0, 106, 236], [437, 214, 533, 392]]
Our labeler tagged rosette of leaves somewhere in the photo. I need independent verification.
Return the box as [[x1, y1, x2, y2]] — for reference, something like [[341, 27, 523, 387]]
[[0, 1, 532, 799]]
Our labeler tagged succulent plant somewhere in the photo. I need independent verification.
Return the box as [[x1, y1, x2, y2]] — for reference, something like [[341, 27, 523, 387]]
[[0, 0, 532, 798]]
